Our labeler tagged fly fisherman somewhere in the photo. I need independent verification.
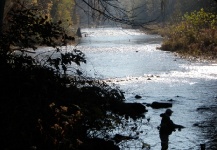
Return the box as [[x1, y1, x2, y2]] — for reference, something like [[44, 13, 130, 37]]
[[159, 109, 185, 150]]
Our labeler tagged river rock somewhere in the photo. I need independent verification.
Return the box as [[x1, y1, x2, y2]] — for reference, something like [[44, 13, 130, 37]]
[[147, 101, 172, 109], [135, 95, 142, 99], [113, 102, 147, 118], [167, 99, 175, 102]]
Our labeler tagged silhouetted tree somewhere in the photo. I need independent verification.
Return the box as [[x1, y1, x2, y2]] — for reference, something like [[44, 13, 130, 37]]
[[0, 0, 6, 32]]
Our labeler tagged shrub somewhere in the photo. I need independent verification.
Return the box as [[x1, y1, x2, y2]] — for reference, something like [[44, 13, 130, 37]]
[[161, 9, 217, 59]]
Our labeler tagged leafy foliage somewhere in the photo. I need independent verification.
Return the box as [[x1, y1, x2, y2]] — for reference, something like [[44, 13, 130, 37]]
[[183, 9, 217, 30], [161, 9, 217, 59], [1, 4, 84, 72], [50, 0, 77, 33], [6, 6, 73, 48]]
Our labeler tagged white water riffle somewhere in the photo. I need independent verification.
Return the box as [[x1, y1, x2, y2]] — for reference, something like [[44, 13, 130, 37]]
[[64, 28, 217, 149]]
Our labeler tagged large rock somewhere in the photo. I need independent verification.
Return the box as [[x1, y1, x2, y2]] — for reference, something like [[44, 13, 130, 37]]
[[147, 101, 172, 109], [113, 102, 148, 119]]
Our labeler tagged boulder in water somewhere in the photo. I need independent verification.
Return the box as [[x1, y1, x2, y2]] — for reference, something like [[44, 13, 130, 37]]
[[122, 103, 147, 114], [135, 95, 142, 99], [113, 102, 148, 119], [147, 101, 172, 109]]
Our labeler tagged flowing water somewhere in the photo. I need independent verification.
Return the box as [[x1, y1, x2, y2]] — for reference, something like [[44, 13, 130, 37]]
[[68, 28, 217, 149]]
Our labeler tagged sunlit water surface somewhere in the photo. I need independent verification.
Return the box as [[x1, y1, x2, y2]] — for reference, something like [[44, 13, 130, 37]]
[[56, 28, 217, 149]]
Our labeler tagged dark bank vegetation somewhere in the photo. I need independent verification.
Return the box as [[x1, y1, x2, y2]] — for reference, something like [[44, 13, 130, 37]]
[[0, 4, 147, 150], [160, 9, 217, 60]]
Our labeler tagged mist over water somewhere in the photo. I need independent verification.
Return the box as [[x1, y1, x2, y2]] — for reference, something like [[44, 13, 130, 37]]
[[71, 28, 217, 149]]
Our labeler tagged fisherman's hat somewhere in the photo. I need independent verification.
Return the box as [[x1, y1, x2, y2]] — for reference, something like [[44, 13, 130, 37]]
[[165, 109, 173, 114]]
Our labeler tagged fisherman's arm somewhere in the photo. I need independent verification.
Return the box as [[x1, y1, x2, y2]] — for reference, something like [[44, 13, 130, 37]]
[[169, 120, 185, 131], [173, 124, 185, 131]]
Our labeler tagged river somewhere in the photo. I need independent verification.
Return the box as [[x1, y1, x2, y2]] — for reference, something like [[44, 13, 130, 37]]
[[68, 28, 217, 150]]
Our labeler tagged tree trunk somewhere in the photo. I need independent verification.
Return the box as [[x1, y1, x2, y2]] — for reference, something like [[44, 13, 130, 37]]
[[0, 0, 6, 33]]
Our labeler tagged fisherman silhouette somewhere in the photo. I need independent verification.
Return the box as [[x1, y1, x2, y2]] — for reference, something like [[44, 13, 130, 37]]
[[159, 109, 185, 150]]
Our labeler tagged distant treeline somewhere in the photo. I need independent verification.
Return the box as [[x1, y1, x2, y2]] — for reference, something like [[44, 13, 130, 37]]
[[119, 0, 217, 24], [3, 0, 217, 29]]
